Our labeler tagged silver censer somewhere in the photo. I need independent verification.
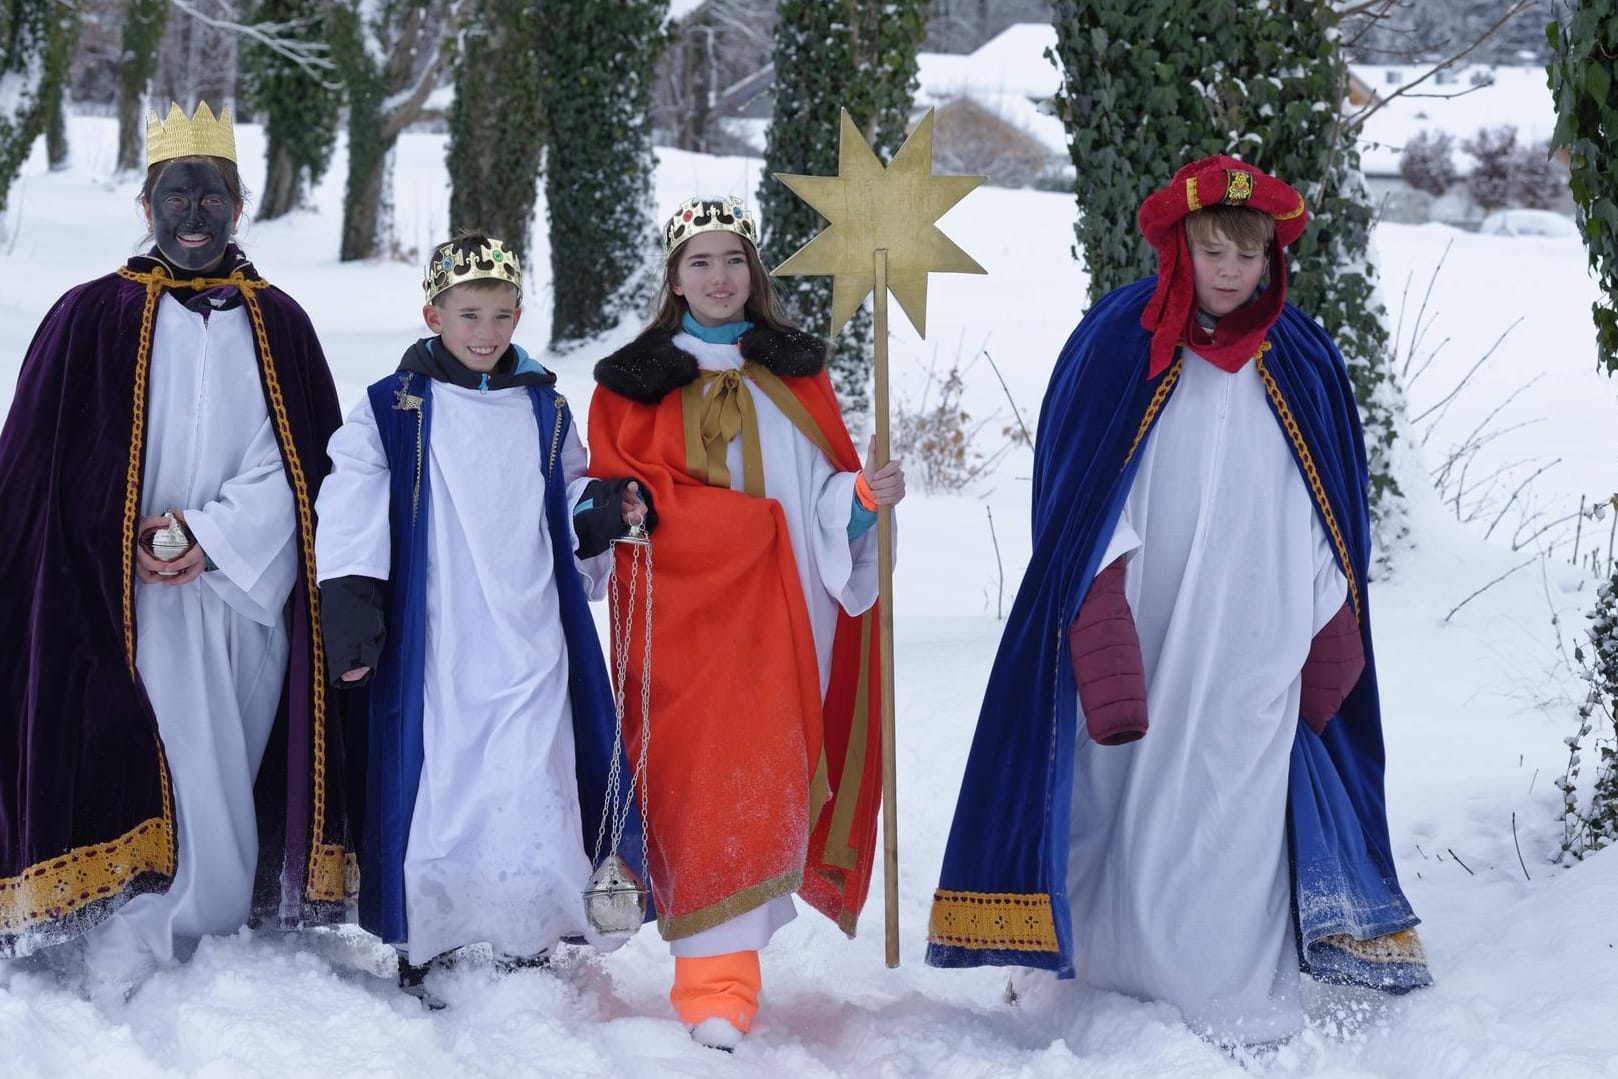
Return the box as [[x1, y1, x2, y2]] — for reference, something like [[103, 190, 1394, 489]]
[[584, 519, 654, 939]]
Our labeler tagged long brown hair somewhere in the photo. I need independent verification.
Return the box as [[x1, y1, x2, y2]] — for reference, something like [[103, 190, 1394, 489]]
[[646, 237, 797, 335]]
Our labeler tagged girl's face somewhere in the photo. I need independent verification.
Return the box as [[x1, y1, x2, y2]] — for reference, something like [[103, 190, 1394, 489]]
[[671, 232, 752, 327], [1188, 226, 1268, 318], [143, 159, 240, 274]]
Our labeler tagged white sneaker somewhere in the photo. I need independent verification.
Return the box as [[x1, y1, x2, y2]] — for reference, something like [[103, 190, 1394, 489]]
[[689, 1017, 745, 1051]]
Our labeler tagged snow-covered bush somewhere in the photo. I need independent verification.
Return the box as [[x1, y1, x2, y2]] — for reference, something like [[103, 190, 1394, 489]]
[[1399, 130, 1458, 197], [1462, 126, 1518, 213], [1557, 565, 1618, 862], [1507, 139, 1566, 211]]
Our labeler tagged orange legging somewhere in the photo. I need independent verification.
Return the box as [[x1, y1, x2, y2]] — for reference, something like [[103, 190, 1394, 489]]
[[670, 951, 762, 1031]]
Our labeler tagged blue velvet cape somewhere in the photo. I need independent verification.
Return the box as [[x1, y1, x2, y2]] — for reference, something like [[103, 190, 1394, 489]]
[[350, 365, 648, 945], [926, 279, 1430, 992]]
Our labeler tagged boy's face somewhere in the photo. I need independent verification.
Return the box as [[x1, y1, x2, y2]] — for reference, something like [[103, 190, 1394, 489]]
[[423, 283, 521, 372], [671, 231, 752, 327], [1188, 226, 1268, 318]]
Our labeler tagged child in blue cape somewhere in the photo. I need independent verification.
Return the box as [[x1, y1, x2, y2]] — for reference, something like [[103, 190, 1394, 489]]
[[315, 233, 650, 1007]]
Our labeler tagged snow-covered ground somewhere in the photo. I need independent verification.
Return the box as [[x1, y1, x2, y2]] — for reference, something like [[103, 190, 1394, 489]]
[[2, 116, 1616, 1078]]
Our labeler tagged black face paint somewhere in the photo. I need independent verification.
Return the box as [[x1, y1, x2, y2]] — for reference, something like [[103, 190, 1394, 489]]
[[148, 161, 236, 274]]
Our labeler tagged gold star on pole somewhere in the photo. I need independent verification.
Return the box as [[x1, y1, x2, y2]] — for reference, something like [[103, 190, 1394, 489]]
[[769, 106, 986, 972], [773, 108, 985, 338]]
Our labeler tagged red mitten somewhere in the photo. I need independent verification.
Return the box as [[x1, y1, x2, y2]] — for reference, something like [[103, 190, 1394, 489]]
[[1068, 560, 1148, 745], [1300, 601, 1364, 734]]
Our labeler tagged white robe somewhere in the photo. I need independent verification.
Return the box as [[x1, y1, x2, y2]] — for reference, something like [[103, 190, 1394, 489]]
[[83, 296, 299, 984], [315, 379, 613, 964], [667, 332, 881, 958], [1065, 350, 1347, 1044]]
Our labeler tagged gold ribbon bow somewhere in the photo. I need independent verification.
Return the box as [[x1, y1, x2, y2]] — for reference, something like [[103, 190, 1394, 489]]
[[680, 362, 840, 498]]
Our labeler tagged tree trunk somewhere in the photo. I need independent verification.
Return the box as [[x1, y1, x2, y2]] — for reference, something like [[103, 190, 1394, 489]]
[[259, 138, 300, 220], [116, 89, 144, 172], [46, 82, 68, 172], [340, 135, 390, 260]]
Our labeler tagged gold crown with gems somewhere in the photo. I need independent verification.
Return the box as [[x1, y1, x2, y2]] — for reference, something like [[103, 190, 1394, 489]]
[[146, 102, 237, 167], [662, 196, 759, 260], [423, 237, 523, 304]]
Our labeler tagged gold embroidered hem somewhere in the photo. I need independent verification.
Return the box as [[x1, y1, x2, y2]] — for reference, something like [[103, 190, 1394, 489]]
[[306, 844, 349, 903], [1319, 927, 1427, 965], [658, 868, 804, 942], [0, 816, 176, 935], [929, 889, 1060, 952]]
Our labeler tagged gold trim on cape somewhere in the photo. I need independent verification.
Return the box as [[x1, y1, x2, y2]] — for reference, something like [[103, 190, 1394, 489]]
[[0, 816, 176, 936], [929, 889, 1059, 951], [1255, 356, 1361, 620], [659, 868, 804, 941]]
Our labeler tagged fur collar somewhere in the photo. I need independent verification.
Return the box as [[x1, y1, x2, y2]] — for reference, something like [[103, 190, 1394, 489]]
[[594, 325, 827, 404]]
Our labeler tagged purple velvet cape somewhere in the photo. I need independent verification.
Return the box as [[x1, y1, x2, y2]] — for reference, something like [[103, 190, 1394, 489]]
[[0, 253, 349, 957]]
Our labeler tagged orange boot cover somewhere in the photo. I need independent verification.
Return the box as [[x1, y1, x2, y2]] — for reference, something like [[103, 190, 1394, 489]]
[[670, 951, 761, 1032]]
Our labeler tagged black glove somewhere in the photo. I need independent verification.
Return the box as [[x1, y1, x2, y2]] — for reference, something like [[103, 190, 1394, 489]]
[[573, 477, 657, 559], [320, 575, 387, 687]]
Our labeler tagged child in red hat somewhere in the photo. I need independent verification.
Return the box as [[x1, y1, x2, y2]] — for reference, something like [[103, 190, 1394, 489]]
[[928, 155, 1430, 1047]]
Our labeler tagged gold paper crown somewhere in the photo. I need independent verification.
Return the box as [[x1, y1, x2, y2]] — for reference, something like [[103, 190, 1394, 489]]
[[146, 102, 237, 168], [423, 237, 523, 304], [662, 196, 759, 260]]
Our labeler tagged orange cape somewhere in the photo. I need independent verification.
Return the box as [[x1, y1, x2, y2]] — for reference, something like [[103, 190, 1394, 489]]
[[589, 368, 882, 939]]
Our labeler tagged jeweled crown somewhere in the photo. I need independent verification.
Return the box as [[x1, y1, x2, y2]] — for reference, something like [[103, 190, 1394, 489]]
[[662, 196, 759, 261], [146, 102, 237, 168], [423, 237, 523, 304]]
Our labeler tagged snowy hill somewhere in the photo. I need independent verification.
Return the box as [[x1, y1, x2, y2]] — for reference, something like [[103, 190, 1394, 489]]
[[1, 116, 1615, 1078]]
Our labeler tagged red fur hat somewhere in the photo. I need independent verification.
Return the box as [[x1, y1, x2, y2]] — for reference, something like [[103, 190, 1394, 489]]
[[1136, 155, 1309, 378]]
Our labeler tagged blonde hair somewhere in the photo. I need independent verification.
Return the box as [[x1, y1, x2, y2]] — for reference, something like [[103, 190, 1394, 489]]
[[1185, 205, 1275, 252], [646, 237, 796, 335]]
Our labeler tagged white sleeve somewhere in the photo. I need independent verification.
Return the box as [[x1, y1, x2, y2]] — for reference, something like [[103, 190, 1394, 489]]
[[1095, 503, 1142, 577], [561, 419, 611, 601], [810, 459, 884, 617], [312, 396, 393, 584], [185, 415, 299, 626]]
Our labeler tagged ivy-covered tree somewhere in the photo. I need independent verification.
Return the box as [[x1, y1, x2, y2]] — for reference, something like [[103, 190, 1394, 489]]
[[43, 0, 77, 172], [325, 0, 456, 261], [447, 0, 544, 262], [241, 0, 339, 221], [0, 0, 75, 214], [759, 0, 926, 416], [1050, 0, 1408, 544], [1550, 0, 1618, 857], [538, 0, 666, 347], [1549, 0, 1618, 374], [115, 0, 168, 171]]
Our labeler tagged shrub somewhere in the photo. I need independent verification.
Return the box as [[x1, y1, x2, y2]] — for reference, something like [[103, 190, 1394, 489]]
[[1400, 130, 1458, 197]]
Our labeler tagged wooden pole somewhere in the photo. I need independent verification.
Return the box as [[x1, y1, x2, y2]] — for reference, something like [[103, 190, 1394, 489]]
[[873, 248, 900, 968]]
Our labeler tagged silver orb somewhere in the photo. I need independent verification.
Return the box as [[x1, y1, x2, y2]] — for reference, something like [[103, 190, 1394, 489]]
[[148, 513, 192, 562]]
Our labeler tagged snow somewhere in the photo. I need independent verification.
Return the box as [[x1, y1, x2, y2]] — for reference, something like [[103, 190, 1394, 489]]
[[3, 114, 1618, 1078], [1478, 209, 1580, 239], [915, 24, 1067, 157], [1350, 65, 1561, 179]]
